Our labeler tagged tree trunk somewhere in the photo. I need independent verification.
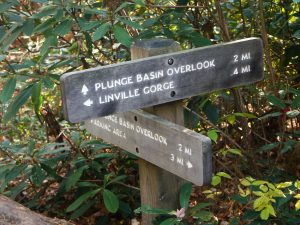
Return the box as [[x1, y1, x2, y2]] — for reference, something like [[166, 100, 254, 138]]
[[0, 195, 73, 225]]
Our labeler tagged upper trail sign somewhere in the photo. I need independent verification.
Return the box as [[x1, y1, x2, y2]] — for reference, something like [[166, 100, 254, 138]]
[[61, 38, 263, 123]]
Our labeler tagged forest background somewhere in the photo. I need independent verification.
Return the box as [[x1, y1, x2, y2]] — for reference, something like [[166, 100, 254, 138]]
[[0, 0, 300, 224]]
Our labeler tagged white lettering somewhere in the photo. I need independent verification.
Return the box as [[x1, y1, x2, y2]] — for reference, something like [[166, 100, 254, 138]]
[[105, 115, 118, 124], [167, 68, 173, 76], [177, 157, 184, 165], [136, 125, 167, 146], [234, 54, 238, 62], [119, 118, 135, 130], [241, 65, 251, 73], [178, 144, 183, 152], [135, 70, 164, 82], [136, 74, 143, 82], [91, 119, 111, 132], [232, 68, 239, 76], [184, 147, 192, 156], [143, 81, 174, 95], [112, 128, 126, 139], [95, 83, 101, 91], [170, 154, 175, 162], [99, 89, 140, 104], [95, 76, 133, 91], [241, 52, 251, 60], [167, 60, 215, 76]]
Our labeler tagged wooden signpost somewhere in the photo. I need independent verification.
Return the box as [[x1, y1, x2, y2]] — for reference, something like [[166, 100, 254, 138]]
[[61, 38, 263, 123], [85, 110, 212, 186], [60, 37, 263, 224]]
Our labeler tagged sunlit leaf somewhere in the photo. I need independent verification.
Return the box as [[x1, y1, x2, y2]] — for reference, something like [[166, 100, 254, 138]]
[[294, 194, 300, 199], [240, 179, 251, 186], [228, 149, 242, 156], [276, 182, 292, 189], [227, 114, 236, 125], [207, 130, 218, 143], [234, 112, 257, 118], [216, 172, 232, 179], [31, 82, 42, 113], [211, 175, 221, 186], [296, 200, 300, 210], [260, 208, 269, 220], [295, 180, 300, 189]]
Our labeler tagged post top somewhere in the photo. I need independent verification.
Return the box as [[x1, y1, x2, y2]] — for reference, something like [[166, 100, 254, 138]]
[[131, 38, 181, 58], [133, 38, 177, 49]]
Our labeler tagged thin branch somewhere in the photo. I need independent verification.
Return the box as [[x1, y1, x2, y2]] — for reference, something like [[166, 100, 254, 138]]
[[114, 181, 140, 191], [145, 4, 204, 9], [183, 106, 244, 151], [213, 155, 239, 178], [258, 0, 276, 91]]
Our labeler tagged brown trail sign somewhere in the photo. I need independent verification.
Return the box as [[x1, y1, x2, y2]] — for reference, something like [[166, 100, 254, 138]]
[[85, 110, 212, 186], [60, 38, 263, 123]]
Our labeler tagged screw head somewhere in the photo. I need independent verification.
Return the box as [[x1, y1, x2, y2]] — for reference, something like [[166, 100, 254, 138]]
[[168, 58, 174, 65]]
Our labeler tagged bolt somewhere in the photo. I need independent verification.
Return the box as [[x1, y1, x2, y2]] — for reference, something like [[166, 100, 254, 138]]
[[168, 58, 174, 65]]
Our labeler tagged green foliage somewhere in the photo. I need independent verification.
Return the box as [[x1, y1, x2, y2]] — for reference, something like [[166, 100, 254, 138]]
[[235, 178, 300, 223], [0, 78, 16, 104], [211, 172, 232, 186], [136, 182, 213, 224], [179, 182, 192, 209], [66, 189, 101, 212], [103, 189, 119, 213]]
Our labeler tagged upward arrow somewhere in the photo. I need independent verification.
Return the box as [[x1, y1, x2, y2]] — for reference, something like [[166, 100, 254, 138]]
[[81, 85, 89, 95]]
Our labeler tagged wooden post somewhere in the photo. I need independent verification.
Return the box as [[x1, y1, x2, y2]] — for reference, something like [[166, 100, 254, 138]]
[[131, 39, 185, 225]]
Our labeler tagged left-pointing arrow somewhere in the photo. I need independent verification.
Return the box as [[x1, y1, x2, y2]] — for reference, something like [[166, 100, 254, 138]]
[[83, 99, 93, 107]]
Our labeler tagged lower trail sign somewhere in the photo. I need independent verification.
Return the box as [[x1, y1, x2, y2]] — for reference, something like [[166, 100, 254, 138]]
[[60, 38, 263, 123], [85, 110, 212, 186]]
